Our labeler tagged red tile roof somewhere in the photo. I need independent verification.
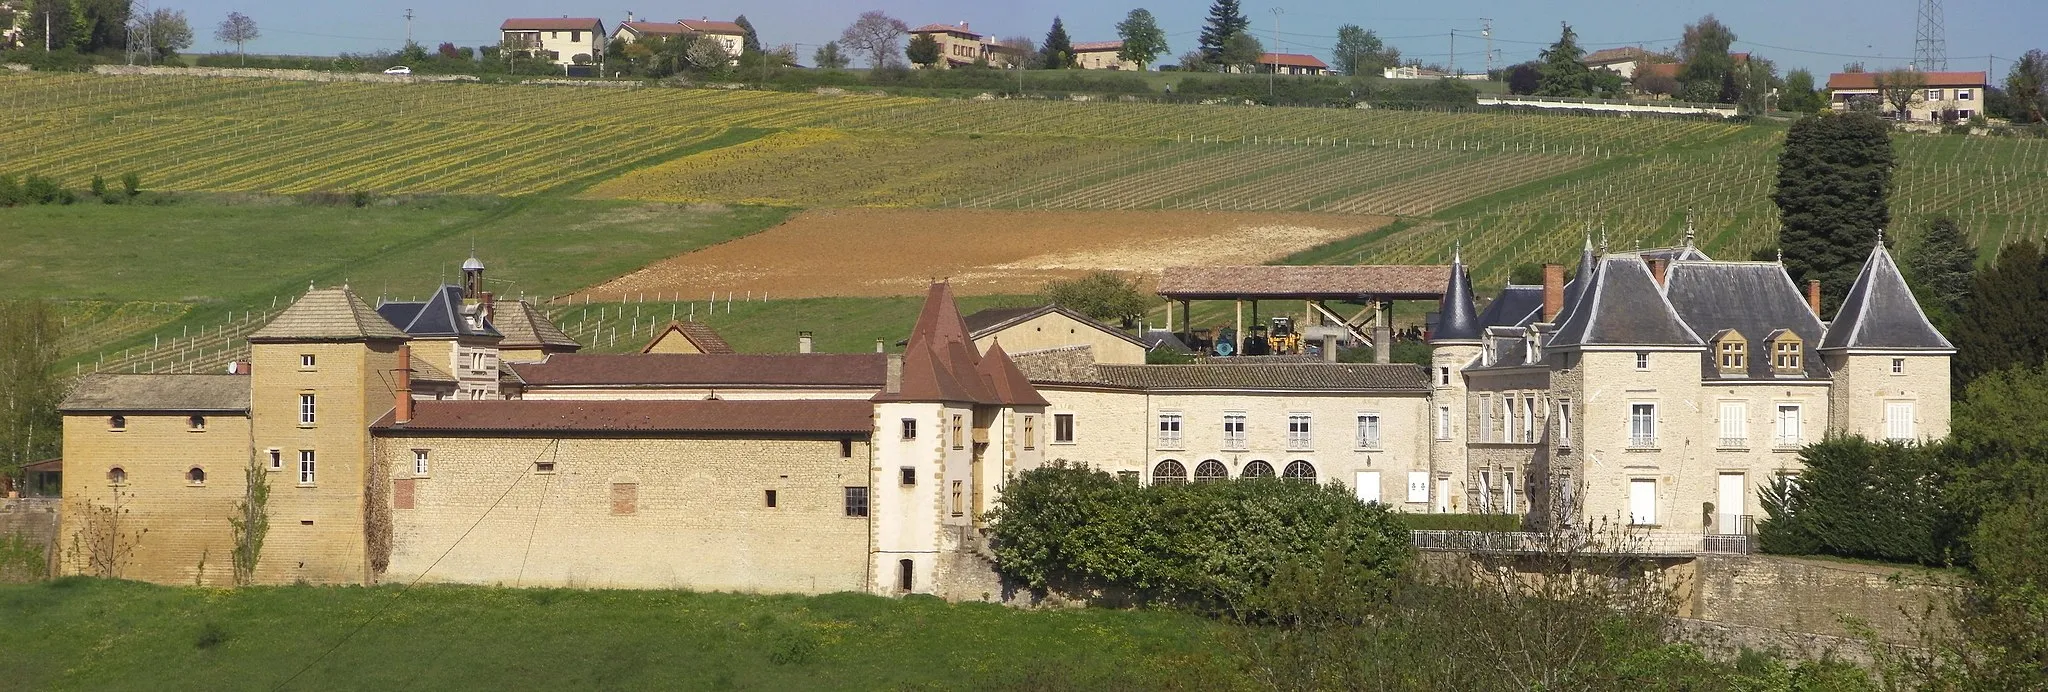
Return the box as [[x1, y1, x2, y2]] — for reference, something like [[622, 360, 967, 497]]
[[1261, 53, 1328, 69], [978, 341, 1050, 406], [640, 320, 734, 355], [508, 353, 885, 388], [374, 399, 873, 435], [619, 21, 690, 36], [501, 18, 603, 31], [875, 282, 1047, 406], [1826, 71, 1988, 90], [1582, 46, 1651, 65], [677, 19, 745, 35]]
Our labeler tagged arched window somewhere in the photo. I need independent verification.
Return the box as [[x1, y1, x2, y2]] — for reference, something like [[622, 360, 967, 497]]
[[187, 467, 206, 485], [1283, 460, 1317, 482], [108, 467, 127, 485], [1193, 460, 1228, 482], [1152, 459, 1187, 485], [1241, 460, 1275, 478]]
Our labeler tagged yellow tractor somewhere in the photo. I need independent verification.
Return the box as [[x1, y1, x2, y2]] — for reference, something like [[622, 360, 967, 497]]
[[1267, 316, 1303, 355]]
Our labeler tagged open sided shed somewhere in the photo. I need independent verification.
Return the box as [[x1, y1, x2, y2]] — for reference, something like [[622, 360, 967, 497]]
[[1156, 265, 1449, 361]]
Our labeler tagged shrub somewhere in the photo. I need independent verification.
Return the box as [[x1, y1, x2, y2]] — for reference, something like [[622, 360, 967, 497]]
[[0, 175, 22, 207], [349, 190, 374, 208], [120, 172, 141, 199], [1758, 435, 1967, 565]]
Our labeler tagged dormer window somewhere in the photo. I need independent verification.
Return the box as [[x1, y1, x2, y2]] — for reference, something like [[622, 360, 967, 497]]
[[1713, 330, 1748, 374], [1768, 330, 1804, 375]]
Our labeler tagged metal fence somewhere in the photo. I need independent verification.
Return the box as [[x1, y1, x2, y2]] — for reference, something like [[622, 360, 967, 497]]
[[1411, 529, 1754, 556]]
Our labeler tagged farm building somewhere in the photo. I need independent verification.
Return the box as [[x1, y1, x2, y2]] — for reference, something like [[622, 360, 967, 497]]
[[1071, 41, 1137, 70], [57, 240, 1952, 595], [907, 22, 1025, 69]]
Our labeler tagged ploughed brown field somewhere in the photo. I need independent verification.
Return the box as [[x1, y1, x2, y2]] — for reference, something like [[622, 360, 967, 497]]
[[584, 208, 1393, 299]]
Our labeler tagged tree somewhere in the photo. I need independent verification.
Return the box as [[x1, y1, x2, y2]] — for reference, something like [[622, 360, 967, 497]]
[[134, 8, 192, 62], [1197, 0, 1249, 68], [1536, 24, 1595, 97], [1332, 25, 1398, 76], [1115, 9, 1167, 71], [0, 300, 64, 491], [1677, 15, 1737, 103], [1634, 68, 1679, 97], [1904, 215, 1977, 334], [813, 41, 849, 69], [905, 32, 940, 68], [995, 36, 1033, 70], [2004, 49, 2047, 123], [1043, 271, 1150, 324], [1874, 68, 1927, 121], [1774, 111, 1894, 312], [1781, 69, 1822, 113], [839, 10, 909, 69], [1218, 30, 1261, 73], [1040, 16, 1075, 69], [733, 15, 761, 55], [213, 11, 258, 65], [1953, 239, 2048, 388], [1505, 61, 1541, 95], [1734, 56, 1779, 114], [22, 0, 129, 53]]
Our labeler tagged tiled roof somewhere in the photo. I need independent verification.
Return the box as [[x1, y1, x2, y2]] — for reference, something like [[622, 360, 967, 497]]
[[911, 23, 981, 37], [1157, 265, 1449, 300], [978, 341, 1051, 406], [1260, 53, 1328, 69], [1664, 261, 1828, 379], [961, 305, 1146, 348], [1583, 46, 1651, 65], [1072, 41, 1123, 52], [1011, 346, 1099, 383], [1820, 243, 1954, 352], [1827, 71, 1988, 90], [640, 321, 734, 355], [501, 18, 603, 31], [61, 374, 250, 412], [1085, 363, 1429, 392], [677, 19, 745, 35], [1548, 256, 1704, 348], [376, 286, 501, 339], [374, 399, 872, 435], [409, 354, 455, 383], [509, 353, 885, 388], [619, 21, 690, 36], [493, 300, 580, 349], [249, 288, 408, 342]]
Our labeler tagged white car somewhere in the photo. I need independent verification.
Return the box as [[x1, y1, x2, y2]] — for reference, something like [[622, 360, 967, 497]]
[[383, 66, 412, 75]]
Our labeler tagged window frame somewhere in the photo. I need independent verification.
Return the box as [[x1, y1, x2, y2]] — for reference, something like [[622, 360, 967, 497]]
[[1222, 413, 1247, 451], [298, 450, 317, 486], [108, 466, 128, 486], [844, 486, 870, 517], [299, 392, 317, 426], [188, 415, 207, 432], [1718, 401, 1749, 449], [1157, 412, 1186, 450], [950, 480, 964, 516], [1886, 401, 1916, 441], [267, 448, 282, 471], [1355, 412, 1382, 450], [950, 414, 964, 451], [1635, 352, 1650, 370], [1281, 460, 1317, 482], [412, 449, 430, 476], [1286, 413, 1313, 451], [1628, 402, 1658, 448], [1774, 403, 1803, 448], [1891, 358, 1906, 375], [1557, 400, 1573, 448], [1152, 459, 1188, 485], [1435, 405, 1452, 441], [901, 417, 917, 440], [1052, 413, 1075, 444], [1021, 415, 1036, 451], [108, 415, 126, 431]]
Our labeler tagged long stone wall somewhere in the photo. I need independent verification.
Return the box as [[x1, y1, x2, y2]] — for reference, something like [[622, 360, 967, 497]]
[[1692, 554, 1956, 643], [0, 498, 61, 581]]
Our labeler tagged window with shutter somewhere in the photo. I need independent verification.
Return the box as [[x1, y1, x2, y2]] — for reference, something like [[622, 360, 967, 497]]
[[1719, 401, 1747, 448], [1886, 402, 1915, 440], [1775, 404, 1802, 447]]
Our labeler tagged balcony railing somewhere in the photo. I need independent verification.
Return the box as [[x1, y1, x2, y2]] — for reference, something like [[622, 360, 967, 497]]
[[1718, 436, 1747, 448], [1628, 435, 1658, 449], [1411, 529, 1751, 555], [1157, 433, 1183, 449]]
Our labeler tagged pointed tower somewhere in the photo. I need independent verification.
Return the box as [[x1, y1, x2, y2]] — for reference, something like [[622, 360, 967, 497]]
[[1428, 249, 1483, 496], [1820, 240, 1954, 440], [460, 255, 486, 299]]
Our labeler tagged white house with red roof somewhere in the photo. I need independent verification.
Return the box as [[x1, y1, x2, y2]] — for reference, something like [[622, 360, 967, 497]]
[[1827, 70, 1990, 122], [499, 17, 605, 66], [1244, 52, 1328, 76]]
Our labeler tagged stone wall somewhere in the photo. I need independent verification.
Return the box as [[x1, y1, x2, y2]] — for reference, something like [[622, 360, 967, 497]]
[[0, 498, 61, 581], [61, 411, 253, 586], [1693, 554, 1955, 643]]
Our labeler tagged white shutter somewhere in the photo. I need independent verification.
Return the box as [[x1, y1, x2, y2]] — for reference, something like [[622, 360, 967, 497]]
[[1886, 403, 1915, 440], [1719, 402, 1747, 444], [1503, 472, 1517, 514], [1717, 473, 1746, 535], [1355, 471, 1382, 504], [1406, 471, 1429, 503], [1629, 479, 1656, 525], [1776, 405, 1801, 446]]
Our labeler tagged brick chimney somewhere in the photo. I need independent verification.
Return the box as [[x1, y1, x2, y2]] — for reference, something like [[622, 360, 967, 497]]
[[799, 331, 814, 354], [1542, 263, 1565, 322], [394, 344, 414, 425], [1806, 280, 1822, 317], [1647, 258, 1669, 287], [478, 291, 495, 327]]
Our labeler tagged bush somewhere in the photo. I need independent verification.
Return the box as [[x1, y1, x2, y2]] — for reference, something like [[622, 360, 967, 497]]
[[0, 175, 22, 207], [1758, 436, 1967, 565], [986, 462, 1410, 611], [1399, 513, 1521, 532], [120, 172, 141, 199], [20, 175, 70, 205]]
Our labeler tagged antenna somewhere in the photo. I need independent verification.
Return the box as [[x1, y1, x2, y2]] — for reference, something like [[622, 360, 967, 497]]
[[404, 8, 416, 46], [1913, 0, 1946, 71], [1480, 19, 1494, 75]]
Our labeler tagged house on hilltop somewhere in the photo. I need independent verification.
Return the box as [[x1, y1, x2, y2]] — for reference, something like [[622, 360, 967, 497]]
[[500, 17, 605, 66], [611, 15, 747, 64], [1071, 41, 1136, 70], [907, 22, 1023, 69], [1826, 70, 1989, 122]]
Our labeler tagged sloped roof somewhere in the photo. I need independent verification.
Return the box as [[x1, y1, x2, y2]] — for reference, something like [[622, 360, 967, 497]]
[[250, 288, 407, 342], [619, 21, 690, 36], [1080, 363, 1429, 392], [1827, 71, 1988, 90], [1431, 255, 1482, 342], [677, 19, 745, 35], [376, 286, 501, 339], [1636, 244, 1713, 263], [640, 321, 734, 355], [1157, 265, 1449, 300], [61, 374, 250, 412], [875, 282, 1047, 406], [501, 18, 603, 31], [1820, 243, 1954, 352], [1261, 53, 1328, 69], [1583, 46, 1652, 65], [1012, 345, 1100, 382], [509, 353, 885, 387], [1072, 41, 1123, 52], [493, 300, 580, 350], [1664, 261, 1828, 378], [1477, 285, 1544, 329], [374, 399, 872, 435], [409, 353, 455, 384], [977, 341, 1051, 406], [1549, 256, 1703, 348], [910, 23, 982, 37], [961, 305, 1146, 348]]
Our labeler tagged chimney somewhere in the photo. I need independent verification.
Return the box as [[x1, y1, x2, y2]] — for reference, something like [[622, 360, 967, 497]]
[[1321, 334, 1338, 363], [1541, 263, 1565, 322], [1806, 280, 1822, 317], [478, 291, 495, 327], [799, 331, 814, 354], [226, 361, 250, 375], [1647, 258, 1669, 287], [394, 344, 414, 425]]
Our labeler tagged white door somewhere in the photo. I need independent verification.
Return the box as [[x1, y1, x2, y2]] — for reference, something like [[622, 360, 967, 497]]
[[1434, 475, 1451, 514], [1717, 473, 1746, 535], [1628, 479, 1656, 526], [1354, 471, 1381, 504]]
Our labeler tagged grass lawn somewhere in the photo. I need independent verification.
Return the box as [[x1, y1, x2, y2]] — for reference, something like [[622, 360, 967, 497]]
[[0, 579, 1238, 691]]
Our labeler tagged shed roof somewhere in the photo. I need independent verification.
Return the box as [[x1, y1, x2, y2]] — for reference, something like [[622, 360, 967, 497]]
[[375, 399, 872, 435], [249, 288, 407, 342], [61, 374, 251, 412], [509, 353, 885, 388], [1156, 265, 1449, 300]]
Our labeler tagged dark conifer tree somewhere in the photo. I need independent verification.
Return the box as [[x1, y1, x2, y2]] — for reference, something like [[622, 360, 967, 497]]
[[1774, 111, 1894, 311], [1905, 215, 1978, 333], [1953, 239, 2048, 390], [1040, 16, 1075, 69], [1197, 0, 1249, 66]]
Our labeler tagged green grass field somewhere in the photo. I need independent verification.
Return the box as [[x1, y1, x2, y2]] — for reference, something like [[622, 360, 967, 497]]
[[0, 579, 1235, 691]]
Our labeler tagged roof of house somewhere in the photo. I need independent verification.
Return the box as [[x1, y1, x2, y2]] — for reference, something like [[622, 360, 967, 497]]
[[409, 353, 456, 383], [61, 374, 250, 413], [1156, 265, 1450, 301], [493, 300, 580, 350], [374, 399, 872, 435], [1583, 46, 1652, 65], [1067, 362, 1429, 392], [960, 304, 1146, 348], [640, 321, 734, 355], [508, 353, 886, 388], [1826, 71, 1988, 90], [1261, 53, 1328, 69], [677, 19, 745, 35], [874, 282, 1046, 406], [1072, 41, 1123, 52], [910, 23, 981, 37], [618, 21, 690, 36], [1548, 255, 1704, 348], [501, 18, 604, 31], [1141, 330, 1193, 353], [1011, 345, 1100, 383], [1819, 242, 1954, 352], [1664, 261, 1829, 379], [1431, 254, 1483, 342], [249, 287, 408, 343], [1476, 285, 1544, 329], [376, 286, 501, 340], [978, 341, 1051, 406]]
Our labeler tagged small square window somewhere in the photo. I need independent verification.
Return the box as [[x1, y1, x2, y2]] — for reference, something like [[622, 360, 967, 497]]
[[1635, 352, 1650, 370], [901, 418, 917, 440], [534, 461, 555, 474], [1891, 358, 1905, 375], [765, 489, 778, 508], [268, 449, 282, 471], [840, 439, 854, 458], [108, 415, 126, 431], [900, 467, 916, 486], [300, 354, 317, 369], [1438, 366, 1452, 386], [1053, 413, 1075, 443], [188, 415, 206, 431], [844, 486, 870, 517]]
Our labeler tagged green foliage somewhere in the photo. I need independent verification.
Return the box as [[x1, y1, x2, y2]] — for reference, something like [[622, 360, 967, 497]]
[[1509, 262, 1544, 285], [1536, 24, 1599, 97], [1781, 69, 1824, 113], [1197, 0, 1250, 66], [733, 15, 761, 55], [1678, 15, 1738, 103], [1218, 31, 1262, 73], [1757, 436, 1966, 566], [904, 32, 939, 68], [0, 533, 50, 583], [1331, 25, 1399, 77], [0, 299, 65, 480], [1903, 215, 1976, 334], [1113, 9, 1167, 71], [1945, 469, 2048, 689], [1039, 16, 1075, 69], [986, 462, 1411, 610], [229, 456, 270, 586], [136, 8, 195, 62], [20, 174, 73, 205], [1396, 513, 1522, 532], [812, 41, 848, 69], [1041, 271, 1149, 324], [119, 172, 140, 199], [1953, 240, 2047, 388], [1774, 111, 1894, 311], [2002, 49, 2046, 123], [1145, 348, 1197, 364]]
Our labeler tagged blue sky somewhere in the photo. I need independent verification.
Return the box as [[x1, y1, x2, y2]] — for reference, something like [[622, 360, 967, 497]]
[[172, 0, 2039, 77]]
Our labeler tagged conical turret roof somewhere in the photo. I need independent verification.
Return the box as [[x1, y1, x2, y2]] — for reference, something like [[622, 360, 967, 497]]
[[1431, 249, 1482, 343], [1820, 241, 1954, 352]]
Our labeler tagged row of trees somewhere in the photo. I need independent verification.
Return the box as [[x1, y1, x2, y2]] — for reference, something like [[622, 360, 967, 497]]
[[2, 2, 257, 64]]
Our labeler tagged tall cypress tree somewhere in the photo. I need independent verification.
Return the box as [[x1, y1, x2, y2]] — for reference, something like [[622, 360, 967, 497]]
[[1953, 239, 2048, 391], [1040, 16, 1075, 69], [1197, 0, 1249, 66], [1774, 111, 1895, 311]]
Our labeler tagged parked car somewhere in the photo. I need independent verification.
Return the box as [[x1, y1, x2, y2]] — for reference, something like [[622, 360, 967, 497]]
[[383, 66, 412, 75]]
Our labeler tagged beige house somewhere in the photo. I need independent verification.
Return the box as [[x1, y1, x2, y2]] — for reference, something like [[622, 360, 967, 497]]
[[639, 320, 734, 355], [963, 305, 1147, 365], [1072, 41, 1137, 70], [1583, 46, 1656, 81], [612, 17, 747, 65], [907, 22, 1022, 68], [500, 17, 605, 65], [1827, 71, 1990, 122]]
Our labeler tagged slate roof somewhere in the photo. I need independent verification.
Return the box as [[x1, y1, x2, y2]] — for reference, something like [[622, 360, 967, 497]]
[[249, 288, 408, 342], [1820, 243, 1954, 352], [1157, 265, 1449, 300], [374, 400, 872, 435], [1636, 245, 1713, 263], [1664, 261, 1828, 379], [1476, 285, 1544, 328], [1431, 255, 1482, 342], [376, 286, 501, 339], [508, 353, 885, 388], [493, 300, 580, 350], [1549, 256, 1703, 348], [640, 321, 734, 355], [1141, 329, 1193, 353], [1084, 363, 1430, 392], [61, 374, 250, 412]]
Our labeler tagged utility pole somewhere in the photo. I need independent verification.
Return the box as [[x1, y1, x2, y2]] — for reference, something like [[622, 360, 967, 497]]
[[1269, 7, 1283, 96], [1448, 29, 1455, 77], [1480, 19, 1494, 75], [1913, 0, 1947, 71], [404, 8, 415, 46]]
